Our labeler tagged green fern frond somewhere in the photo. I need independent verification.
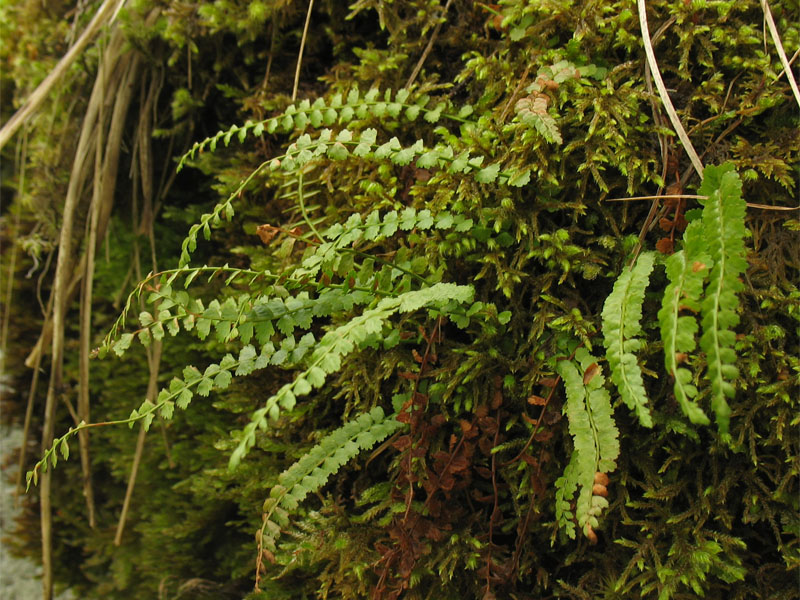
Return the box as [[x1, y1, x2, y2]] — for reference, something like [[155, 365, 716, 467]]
[[697, 164, 748, 439], [258, 406, 403, 560], [177, 123, 529, 266], [657, 221, 711, 426], [229, 282, 474, 468], [555, 348, 619, 540], [177, 87, 475, 171], [602, 251, 655, 427]]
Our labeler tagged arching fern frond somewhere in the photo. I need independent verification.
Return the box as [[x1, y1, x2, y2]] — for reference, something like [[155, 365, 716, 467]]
[[177, 86, 475, 171], [229, 282, 474, 468], [601, 251, 655, 428], [257, 407, 403, 568], [697, 164, 747, 439]]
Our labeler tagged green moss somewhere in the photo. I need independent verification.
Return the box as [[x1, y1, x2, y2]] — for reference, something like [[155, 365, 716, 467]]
[[3, 0, 797, 598]]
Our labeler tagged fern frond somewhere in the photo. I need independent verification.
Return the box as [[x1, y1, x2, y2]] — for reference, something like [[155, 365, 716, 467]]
[[230, 283, 474, 468], [697, 164, 747, 439], [555, 348, 619, 540], [657, 221, 711, 426], [177, 87, 475, 171], [177, 126, 529, 267], [258, 406, 403, 562], [101, 273, 385, 357], [602, 251, 655, 427]]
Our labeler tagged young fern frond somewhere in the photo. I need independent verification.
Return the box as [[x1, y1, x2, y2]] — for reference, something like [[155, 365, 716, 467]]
[[229, 282, 474, 468], [258, 407, 403, 566], [657, 220, 711, 426], [697, 164, 747, 439], [601, 251, 655, 428], [554, 348, 619, 540]]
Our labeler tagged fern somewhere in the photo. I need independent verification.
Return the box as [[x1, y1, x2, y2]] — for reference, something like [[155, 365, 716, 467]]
[[175, 94, 540, 267], [602, 251, 655, 428], [28, 279, 474, 488], [229, 282, 474, 468], [257, 407, 403, 566], [555, 348, 619, 541], [177, 126, 530, 267], [657, 220, 711, 426], [696, 164, 747, 439], [177, 87, 476, 171]]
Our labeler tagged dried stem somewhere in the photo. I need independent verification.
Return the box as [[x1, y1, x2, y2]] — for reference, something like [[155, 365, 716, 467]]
[[292, 0, 315, 101], [761, 0, 800, 109], [405, 0, 454, 89], [0, 0, 125, 149], [637, 0, 704, 178]]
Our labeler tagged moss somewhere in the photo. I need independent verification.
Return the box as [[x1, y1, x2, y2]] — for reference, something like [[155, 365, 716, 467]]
[[2, 0, 797, 598]]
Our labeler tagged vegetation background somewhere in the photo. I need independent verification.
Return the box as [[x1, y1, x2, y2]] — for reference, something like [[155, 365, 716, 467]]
[[0, 0, 797, 599]]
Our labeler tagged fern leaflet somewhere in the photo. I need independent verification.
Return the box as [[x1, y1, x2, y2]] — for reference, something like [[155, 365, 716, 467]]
[[602, 251, 655, 427], [697, 164, 747, 439], [555, 349, 619, 540], [657, 220, 711, 426]]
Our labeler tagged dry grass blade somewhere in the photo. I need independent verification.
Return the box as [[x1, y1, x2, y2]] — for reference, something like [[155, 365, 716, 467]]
[[608, 195, 799, 211], [637, 0, 704, 178], [293, 0, 315, 101], [761, 0, 800, 109]]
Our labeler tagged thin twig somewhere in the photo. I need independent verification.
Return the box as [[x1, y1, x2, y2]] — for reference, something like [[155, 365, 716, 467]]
[[608, 194, 799, 211], [637, 0, 704, 178], [292, 0, 315, 101], [776, 47, 799, 80], [261, 19, 277, 91], [114, 340, 162, 545], [607, 194, 707, 202], [405, 0, 454, 89]]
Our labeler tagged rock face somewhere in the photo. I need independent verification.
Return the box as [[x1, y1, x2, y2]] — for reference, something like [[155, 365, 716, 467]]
[[1, 352, 71, 600]]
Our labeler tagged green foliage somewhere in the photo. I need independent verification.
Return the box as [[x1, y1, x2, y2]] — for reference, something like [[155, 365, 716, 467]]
[[602, 251, 656, 428], [696, 164, 748, 439], [657, 218, 713, 427], [601, 166, 750, 441], [228, 282, 473, 469], [555, 348, 619, 540], [258, 407, 402, 565], [6, 1, 798, 598]]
